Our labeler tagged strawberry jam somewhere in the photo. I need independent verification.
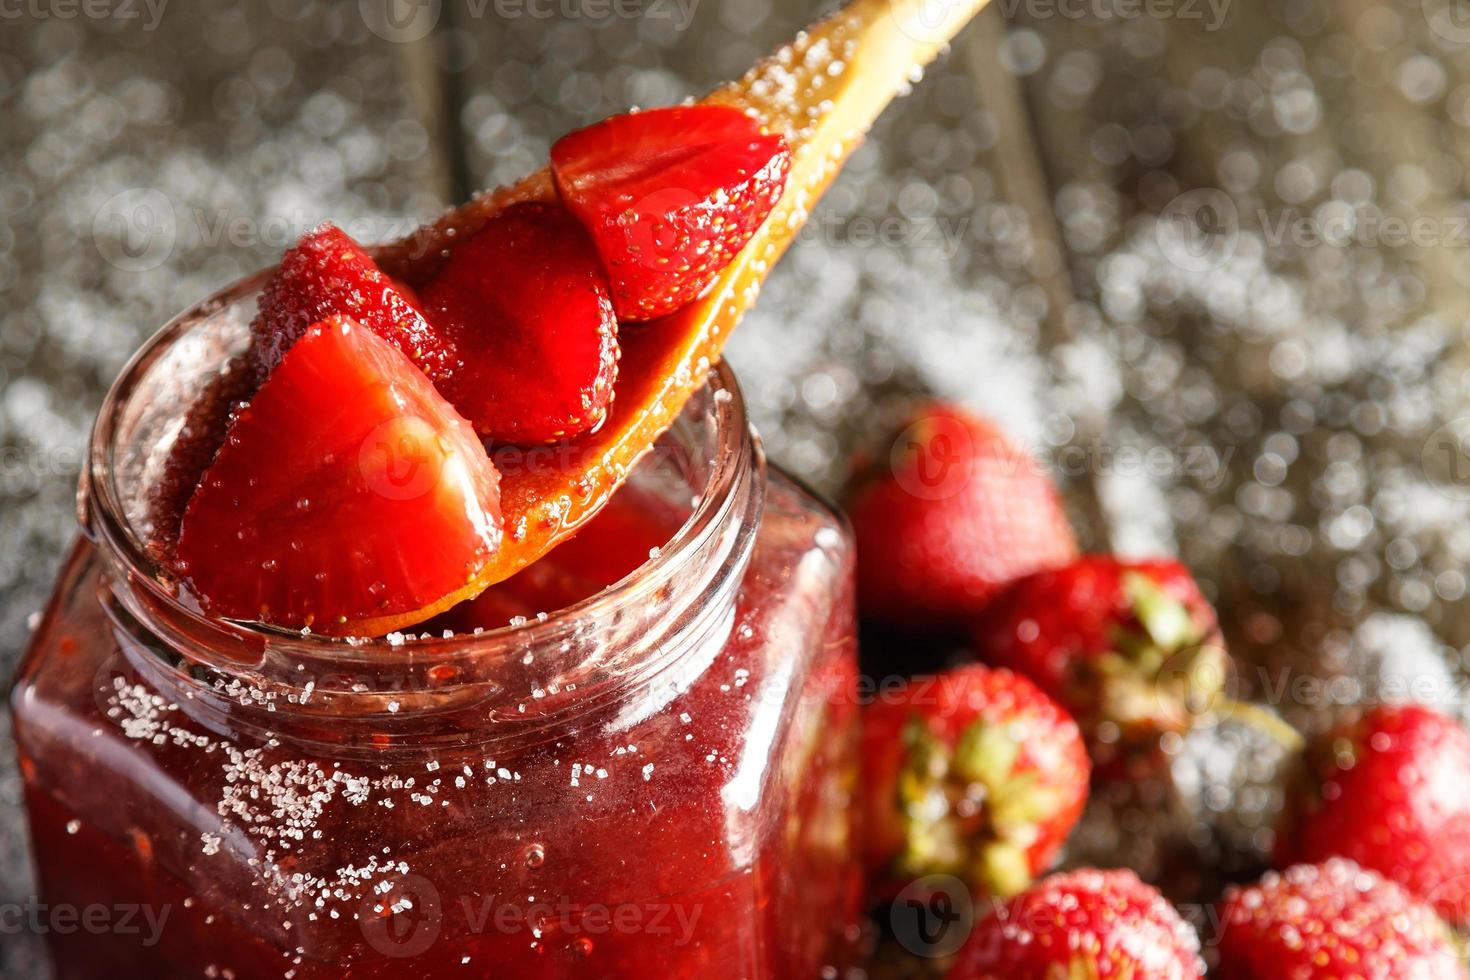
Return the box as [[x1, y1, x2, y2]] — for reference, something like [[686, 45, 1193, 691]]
[[11, 278, 860, 978]]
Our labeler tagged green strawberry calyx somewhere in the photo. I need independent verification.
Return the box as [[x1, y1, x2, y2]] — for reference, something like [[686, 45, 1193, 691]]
[[894, 716, 1062, 898], [1080, 572, 1301, 753]]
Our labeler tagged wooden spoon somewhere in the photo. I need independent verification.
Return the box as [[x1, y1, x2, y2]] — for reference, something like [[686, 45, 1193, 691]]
[[380, 0, 994, 593]]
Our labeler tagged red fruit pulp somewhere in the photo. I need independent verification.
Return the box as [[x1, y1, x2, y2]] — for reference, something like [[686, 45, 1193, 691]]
[[177, 317, 503, 636], [551, 105, 791, 321], [423, 202, 620, 444]]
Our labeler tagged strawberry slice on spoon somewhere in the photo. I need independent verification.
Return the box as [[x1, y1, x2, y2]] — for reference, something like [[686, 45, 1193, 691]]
[[177, 316, 503, 636], [377, 0, 995, 591], [422, 202, 619, 444], [550, 105, 791, 322], [256, 214, 617, 446]]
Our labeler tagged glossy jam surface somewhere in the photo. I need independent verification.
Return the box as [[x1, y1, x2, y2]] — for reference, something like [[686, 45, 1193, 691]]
[[14, 471, 861, 979], [426, 484, 685, 631]]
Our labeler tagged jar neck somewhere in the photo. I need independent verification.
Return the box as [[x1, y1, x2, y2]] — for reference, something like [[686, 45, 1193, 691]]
[[86, 272, 766, 758]]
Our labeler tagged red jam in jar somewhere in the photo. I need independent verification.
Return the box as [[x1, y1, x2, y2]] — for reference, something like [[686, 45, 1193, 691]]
[[12, 275, 862, 978]]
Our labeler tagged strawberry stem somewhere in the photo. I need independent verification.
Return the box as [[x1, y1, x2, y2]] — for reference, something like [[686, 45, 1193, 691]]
[[896, 717, 1045, 898], [1204, 696, 1306, 755], [975, 840, 1032, 898]]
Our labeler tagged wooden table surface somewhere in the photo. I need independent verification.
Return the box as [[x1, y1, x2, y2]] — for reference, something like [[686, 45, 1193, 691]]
[[5, 0, 1470, 974]]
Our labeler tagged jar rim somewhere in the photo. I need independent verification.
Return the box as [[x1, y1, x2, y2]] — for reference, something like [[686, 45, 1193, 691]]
[[86, 267, 759, 669]]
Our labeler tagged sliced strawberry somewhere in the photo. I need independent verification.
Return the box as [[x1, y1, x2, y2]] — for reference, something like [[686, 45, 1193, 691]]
[[253, 223, 451, 380], [177, 316, 503, 637], [421, 202, 619, 445], [550, 105, 791, 321]]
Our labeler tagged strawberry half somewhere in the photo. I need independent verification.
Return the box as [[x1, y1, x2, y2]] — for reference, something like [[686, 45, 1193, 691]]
[[1277, 703, 1470, 927], [862, 664, 1090, 899], [177, 316, 503, 637], [253, 223, 450, 381], [1217, 859, 1468, 980], [948, 868, 1206, 980], [846, 403, 1078, 628], [550, 105, 791, 321], [422, 202, 619, 444]]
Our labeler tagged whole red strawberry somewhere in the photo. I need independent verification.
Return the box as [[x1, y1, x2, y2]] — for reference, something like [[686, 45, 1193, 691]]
[[551, 105, 790, 321], [862, 664, 1089, 899], [973, 556, 1230, 745], [1216, 859, 1468, 980], [1276, 703, 1470, 927], [947, 868, 1205, 980], [846, 404, 1077, 629]]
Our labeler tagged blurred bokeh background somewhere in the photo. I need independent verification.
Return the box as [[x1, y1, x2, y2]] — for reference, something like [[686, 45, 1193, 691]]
[[8, 0, 1470, 974]]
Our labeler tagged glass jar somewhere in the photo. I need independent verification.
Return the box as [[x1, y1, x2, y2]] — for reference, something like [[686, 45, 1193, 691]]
[[11, 274, 862, 979]]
